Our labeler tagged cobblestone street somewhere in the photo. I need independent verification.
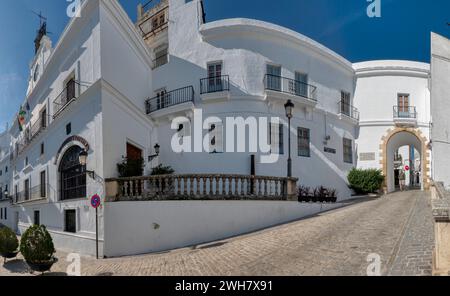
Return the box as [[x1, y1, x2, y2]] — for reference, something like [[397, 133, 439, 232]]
[[0, 190, 434, 276]]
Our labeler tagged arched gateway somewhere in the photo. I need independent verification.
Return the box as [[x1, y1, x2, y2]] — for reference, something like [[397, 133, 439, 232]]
[[379, 127, 431, 193]]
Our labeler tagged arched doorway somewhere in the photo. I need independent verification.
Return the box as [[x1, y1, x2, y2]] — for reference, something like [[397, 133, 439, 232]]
[[380, 128, 430, 193], [59, 146, 86, 201]]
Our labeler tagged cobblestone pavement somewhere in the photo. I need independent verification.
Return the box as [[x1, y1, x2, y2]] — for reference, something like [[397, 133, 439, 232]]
[[388, 192, 434, 276], [0, 190, 433, 276]]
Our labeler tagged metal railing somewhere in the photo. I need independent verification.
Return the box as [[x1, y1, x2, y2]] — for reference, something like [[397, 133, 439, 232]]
[[53, 80, 81, 119], [106, 174, 298, 202], [138, 4, 169, 39], [200, 75, 230, 94], [393, 106, 417, 119], [264, 74, 317, 101], [15, 114, 47, 155], [146, 86, 195, 114], [338, 101, 360, 121], [13, 184, 48, 204]]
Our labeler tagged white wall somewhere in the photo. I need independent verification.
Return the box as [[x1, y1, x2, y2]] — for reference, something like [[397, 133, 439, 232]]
[[104, 200, 345, 257], [431, 33, 450, 188], [353, 61, 431, 187], [150, 0, 358, 199]]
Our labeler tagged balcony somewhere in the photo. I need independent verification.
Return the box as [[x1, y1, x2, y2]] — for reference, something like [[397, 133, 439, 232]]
[[138, 1, 169, 41], [16, 114, 47, 155], [264, 74, 317, 108], [53, 80, 81, 119], [393, 106, 417, 126], [338, 101, 360, 124], [145, 86, 195, 118], [200, 75, 230, 102], [13, 184, 48, 204]]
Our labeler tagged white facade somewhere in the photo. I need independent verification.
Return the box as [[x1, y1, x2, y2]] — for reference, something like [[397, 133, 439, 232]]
[[0, 0, 444, 256]]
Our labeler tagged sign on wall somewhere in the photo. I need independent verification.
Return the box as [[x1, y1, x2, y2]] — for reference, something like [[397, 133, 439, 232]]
[[324, 147, 336, 154], [360, 152, 376, 161]]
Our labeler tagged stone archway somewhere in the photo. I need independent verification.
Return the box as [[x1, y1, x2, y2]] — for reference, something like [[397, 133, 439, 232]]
[[379, 127, 431, 193]]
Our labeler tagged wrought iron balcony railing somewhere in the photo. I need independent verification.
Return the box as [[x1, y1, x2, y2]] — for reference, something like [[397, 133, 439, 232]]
[[264, 74, 317, 102], [393, 106, 417, 119], [146, 86, 195, 114], [138, 4, 169, 39], [15, 114, 47, 155], [338, 101, 360, 121], [200, 75, 230, 94], [13, 184, 48, 204], [53, 80, 81, 119]]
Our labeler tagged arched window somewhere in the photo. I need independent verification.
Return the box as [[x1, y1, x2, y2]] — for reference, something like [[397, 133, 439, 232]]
[[59, 146, 86, 201]]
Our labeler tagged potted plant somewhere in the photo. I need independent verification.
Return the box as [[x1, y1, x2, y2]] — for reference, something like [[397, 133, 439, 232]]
[[328, 189, 338, 203], [0, 227, 19, 263], [20, 225, 57, 273], [297, 185, 311, 203]]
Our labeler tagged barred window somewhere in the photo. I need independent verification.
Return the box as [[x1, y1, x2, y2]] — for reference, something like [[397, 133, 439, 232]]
[[343, 138, 353, 164], [298, 127, 310, 157], [59, 146, 86, 201]]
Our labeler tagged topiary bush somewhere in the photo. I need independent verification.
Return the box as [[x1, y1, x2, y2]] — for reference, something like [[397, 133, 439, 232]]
[[348, 168, 384, 194], [20, 225, 55, 264], [0, 227, 19, 254]]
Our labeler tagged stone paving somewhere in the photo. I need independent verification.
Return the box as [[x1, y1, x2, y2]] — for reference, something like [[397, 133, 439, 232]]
[[388, 192, 434, 276], [0, 190, 434, 276]]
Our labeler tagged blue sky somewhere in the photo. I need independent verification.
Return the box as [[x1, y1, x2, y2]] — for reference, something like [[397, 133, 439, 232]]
[[0, 0, 449, 132]]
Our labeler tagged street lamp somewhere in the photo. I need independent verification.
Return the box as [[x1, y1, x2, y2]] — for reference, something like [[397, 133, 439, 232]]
[[148, 144, 160, 162], [78, 149, 96, 178], [284, 100, 294, 177]]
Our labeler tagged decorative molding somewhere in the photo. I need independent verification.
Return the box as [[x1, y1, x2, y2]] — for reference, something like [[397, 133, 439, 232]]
[[54, 135, 90, 165]]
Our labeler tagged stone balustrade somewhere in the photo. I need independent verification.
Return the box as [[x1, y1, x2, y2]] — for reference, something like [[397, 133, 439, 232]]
[[431, 182, 450, 275], [105, 174, 298, 202]]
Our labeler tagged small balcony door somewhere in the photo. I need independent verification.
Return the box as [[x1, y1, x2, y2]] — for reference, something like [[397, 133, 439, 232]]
[[398, 94, 410, 117], [40, 108, 47, 129], [341, 91, 351, 116], [208, 62, 223, 93], [66, 79, 76, 103], [267, 65, 281, 91], [295, 72, 308, 97]]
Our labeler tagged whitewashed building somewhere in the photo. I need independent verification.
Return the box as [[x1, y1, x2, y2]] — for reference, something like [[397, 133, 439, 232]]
[[0, 0, 446, 257]]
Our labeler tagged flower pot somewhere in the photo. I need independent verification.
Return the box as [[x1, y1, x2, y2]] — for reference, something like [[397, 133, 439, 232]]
[[1, 251, 19, 263], [26, 257, 58, 273]]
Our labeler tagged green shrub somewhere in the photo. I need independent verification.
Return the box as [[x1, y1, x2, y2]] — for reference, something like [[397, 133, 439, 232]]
[[0, 227, 19, 254], [348, 168, 384, 194], [117, 157, 144, 177], [20, 225, 55, 263], [150, 164, 175, 176]]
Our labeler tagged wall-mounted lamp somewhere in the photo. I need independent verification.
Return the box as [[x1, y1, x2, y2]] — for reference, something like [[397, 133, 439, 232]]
[[148, 144, 160, 162], [79, 149, 96, 178], [3, 189, 9, 201]]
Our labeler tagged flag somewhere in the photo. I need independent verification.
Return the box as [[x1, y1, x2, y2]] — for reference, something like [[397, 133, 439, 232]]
[[17, 108, 26, 132]]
